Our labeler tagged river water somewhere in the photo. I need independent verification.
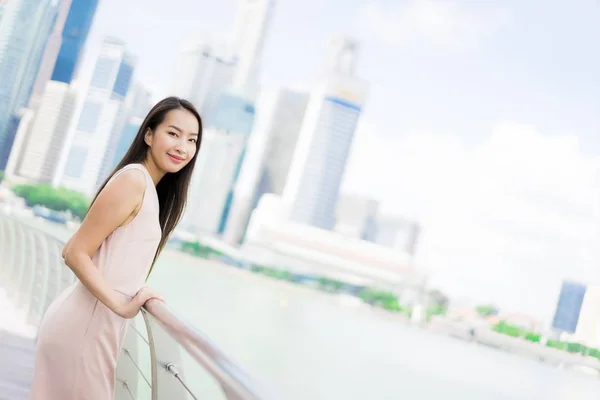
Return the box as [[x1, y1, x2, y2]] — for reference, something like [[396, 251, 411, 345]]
[[147, 250, 600, 400]]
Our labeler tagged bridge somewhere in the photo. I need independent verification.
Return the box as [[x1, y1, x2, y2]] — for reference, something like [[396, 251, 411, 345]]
[[0, 210, 273, 399]]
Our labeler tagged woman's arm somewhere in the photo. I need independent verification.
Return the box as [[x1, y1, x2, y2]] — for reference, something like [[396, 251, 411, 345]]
[[62, 169, 161, 318]]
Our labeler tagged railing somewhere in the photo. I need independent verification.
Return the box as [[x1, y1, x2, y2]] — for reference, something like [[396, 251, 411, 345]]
[[0, 210, 271, 400]]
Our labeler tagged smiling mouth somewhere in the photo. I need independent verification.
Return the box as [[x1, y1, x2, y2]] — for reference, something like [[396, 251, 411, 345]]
[[168, 154, 185, 163]]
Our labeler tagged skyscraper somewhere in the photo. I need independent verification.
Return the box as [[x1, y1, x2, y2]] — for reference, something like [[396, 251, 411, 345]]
[[170, 38, 235, 125], [3, 0, 98, 174], [55, 37, 135, 195], [575, 285, 600, 347], [334, 194, 379, 241], [221, 88, 309, 244], [258, 89, 309, 196], [0, 0, 7, 24], [109, 117, 142, 172], [211, 89, 256, 135], [25, 0, 72, 109], [281, 37, 368, 230], [209, 88, 257, 234], [552, 281, 587, 334], [230, 0, 276, 92], [373, 216, 420, 256], [96, 81, 151, 187], [182, 128, 246, 235], [0, 0, 60, 168], [5, 81, 80, 183], [51, 0, 99, 84], [206, 0, 277, 234]]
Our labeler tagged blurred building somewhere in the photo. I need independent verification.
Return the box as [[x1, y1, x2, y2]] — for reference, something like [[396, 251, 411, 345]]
[[201, 0, 277, 238], [9, 1, 59, 111], [5, 81, 80, 183], [3, 0, 98, 178], [574, 285, 600, 347], [259, 89, 310, 196], [26, 0, 72, 111], [230, 0, 276, 92], [281, 36, 368, 230], [96, 82, 152, 187], [374, 216, 420, 257], [0, 1, 6, 23], [50, 0, 98, 84], [243, 193, 421, 291], [55, 37, 135, 195], [0, 0, 60, 169], [334, 194, 379, 241], [221, 88, 309, 245], [171, 0, 275, 125], [212, 90, 256, 135], [210, 89, 257, 233], [170, 38, 235, 126], [29, 0, 99, 108], [182, 127, 246, 235], [552, 281, 587, 334], [109, 117, 142, 171]]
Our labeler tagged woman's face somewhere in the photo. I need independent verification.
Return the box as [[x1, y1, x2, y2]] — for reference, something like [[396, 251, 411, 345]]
[[145, 108, 199, 174]]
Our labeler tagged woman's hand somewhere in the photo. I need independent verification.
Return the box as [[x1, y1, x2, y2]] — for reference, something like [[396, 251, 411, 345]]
[[115, 287, 165, 319]]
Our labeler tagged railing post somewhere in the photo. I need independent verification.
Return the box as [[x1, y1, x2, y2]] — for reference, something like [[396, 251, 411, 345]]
[[0, 216, 7, 280], [7, 221, 26, 300], [1, 218, 16, 288], [115, 318, 143, 400], [27, 231, 52, 326], [142, 311, 188, 400], [15, 228, 37, 314]]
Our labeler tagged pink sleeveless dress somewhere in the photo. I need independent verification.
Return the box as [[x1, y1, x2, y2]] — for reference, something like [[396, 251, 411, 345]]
[[29, 164, 161, 399]]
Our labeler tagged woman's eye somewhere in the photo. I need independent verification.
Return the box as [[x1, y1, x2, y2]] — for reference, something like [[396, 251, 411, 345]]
[[168, 131, 177, 137], [189, 138, 196, 143]]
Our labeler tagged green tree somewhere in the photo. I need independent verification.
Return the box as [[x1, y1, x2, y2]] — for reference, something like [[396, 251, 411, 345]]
[[359, 288, 403, 312], [426, 304, 447, 320], [546, 339, 568, 351], [493, 321, 523, 337], [12, 183, 89, 219], [181, 240, 201, 255], [566, 342, 584, 354], [179, 240, 224, 258], [317, 277, 346, 293], [0, 170, 4, 183], [475, 304, 498, 317], [524, 332, 541, 343]]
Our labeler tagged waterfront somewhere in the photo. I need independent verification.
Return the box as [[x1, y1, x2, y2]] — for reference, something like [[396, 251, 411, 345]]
[[147, 250, 600, 399], [8, 216, 600, 399]]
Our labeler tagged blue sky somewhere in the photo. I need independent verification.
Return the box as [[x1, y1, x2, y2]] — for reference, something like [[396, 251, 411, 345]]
[[82, 0, 600, 320]]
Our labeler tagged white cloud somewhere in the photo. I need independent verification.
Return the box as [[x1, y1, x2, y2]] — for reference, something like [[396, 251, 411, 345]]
[[356, 0, 512, 50], [343, 120, 600, 321]]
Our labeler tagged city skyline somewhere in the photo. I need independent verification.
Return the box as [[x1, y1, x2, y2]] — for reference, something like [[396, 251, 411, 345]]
[[282, 36, 367, 230], [0, 0, 58, 169], [1, 0, 599, 321], [56, 36, 136, 195]]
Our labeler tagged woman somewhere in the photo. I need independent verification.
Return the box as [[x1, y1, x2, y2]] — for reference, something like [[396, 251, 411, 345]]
[[29, 97, 202, 399]]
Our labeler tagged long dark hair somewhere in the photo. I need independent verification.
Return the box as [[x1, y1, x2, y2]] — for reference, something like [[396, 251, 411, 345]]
[[93, 97, 203, 276]]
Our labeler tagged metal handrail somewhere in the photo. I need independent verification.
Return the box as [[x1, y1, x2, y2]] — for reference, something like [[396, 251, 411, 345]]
[[143, 299, 269, 400], [0, 210, 272, 400]]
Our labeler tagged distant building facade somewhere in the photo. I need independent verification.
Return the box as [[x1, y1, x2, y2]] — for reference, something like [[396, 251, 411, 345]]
[[552, 281, 587, 334]]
